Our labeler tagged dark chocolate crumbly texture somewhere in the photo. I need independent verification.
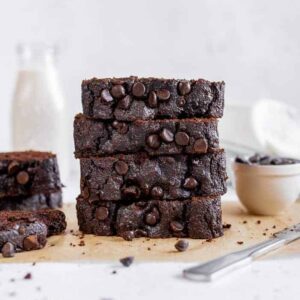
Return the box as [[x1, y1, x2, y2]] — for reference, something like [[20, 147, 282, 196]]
[[82, 76, 224, 121], [76, 195, 223, 240], [0, 191, 63, 211], [0, 151, 62, 198], [80, 150, 227, 202], [74, 114, 219, 157], [0, 209, 66, 255]]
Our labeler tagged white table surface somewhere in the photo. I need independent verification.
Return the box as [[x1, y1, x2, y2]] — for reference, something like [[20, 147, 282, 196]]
[[0, 178, 299, 300]]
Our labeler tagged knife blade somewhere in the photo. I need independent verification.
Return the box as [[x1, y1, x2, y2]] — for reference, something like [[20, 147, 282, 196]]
[[183, 223, 300, 282]]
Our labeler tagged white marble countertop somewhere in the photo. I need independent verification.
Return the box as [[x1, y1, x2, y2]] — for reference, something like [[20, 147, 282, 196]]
[[0, 178, 299, 300], [1, 259, 300, 300]]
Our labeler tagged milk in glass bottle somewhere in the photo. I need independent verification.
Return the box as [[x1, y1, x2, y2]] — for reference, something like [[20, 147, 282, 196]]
[[12, 44, 69, 181]]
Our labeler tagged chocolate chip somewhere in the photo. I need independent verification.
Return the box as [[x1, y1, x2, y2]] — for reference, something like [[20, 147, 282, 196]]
[[160, 128, 174, 143], [157, 89, 170, 100], [8, 161, 20, 175], [177, 98, 186, 107], [237, 241, 244, 245], [114, 161, 129, 175], [249, 153, 261, 163], [170, 221, 184, 232], [95, 207, 109, 221], [146, 134, 161, 149], [112, 120, 119, 129], [112, 122, 128, 134], [175, 132, 190, 146], [120, 256, 134, 267], [152, 207, 160, 218], [1, 242, 15, 258], [193, 138, 208, 153], [175, 240, 189, 252], [150, 186, 164, 199], [18, 225, 26, 235], [24, 273, 32, 280], [132, 82, 146, 97], [147, 91, 158, 108], [16, 171, 29, 185], [239, 154, 300, 166], [282, 158, 300, 164], [145, 207, 160, 225], [122, 231, 135, 241], [260, 157, 272, 165], [145, 212, 157, 226], [142, 183, 151, 195], [223, 223, 232, 229], [134, 229, 147, 237], [178, 81, 191, 95], [117, 95, 132, 110], [78, 240, 85, 246], [123, 186, 140, 199], [183, 177, 198, 190], [82, 187, 90, 199], [235, 157, 249, 164], [111, 85, 126, 99], [23, 235, 40, 251], [101, 89, 114, 102], [270, 158, 283, 165]]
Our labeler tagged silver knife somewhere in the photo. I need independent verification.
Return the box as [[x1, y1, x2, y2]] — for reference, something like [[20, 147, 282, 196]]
[[183, 223, 300, 282]]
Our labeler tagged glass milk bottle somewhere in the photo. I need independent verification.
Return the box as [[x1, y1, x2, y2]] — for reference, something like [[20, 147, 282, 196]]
[[12, 44, 69, 182]]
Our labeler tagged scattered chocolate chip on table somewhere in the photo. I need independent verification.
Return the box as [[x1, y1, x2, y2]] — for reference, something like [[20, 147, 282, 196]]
[[175, 240, 189, 252], [120, 256, 134, 267]]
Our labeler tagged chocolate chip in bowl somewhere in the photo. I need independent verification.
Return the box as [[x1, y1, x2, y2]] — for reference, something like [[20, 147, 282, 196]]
[[233, 154, 300, 215], [235, 153, 300, 166]]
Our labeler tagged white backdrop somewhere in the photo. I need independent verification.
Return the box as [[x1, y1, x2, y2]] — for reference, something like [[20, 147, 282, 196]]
[[1, 0, 300, 152]]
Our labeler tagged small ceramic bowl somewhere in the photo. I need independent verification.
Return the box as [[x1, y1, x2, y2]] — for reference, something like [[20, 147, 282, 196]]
[[232, 161, 300, 215]]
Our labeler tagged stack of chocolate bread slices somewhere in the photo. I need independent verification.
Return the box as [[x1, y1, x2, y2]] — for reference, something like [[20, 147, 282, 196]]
[[0, 151, 66, 257], [74, 76, 227, 240]]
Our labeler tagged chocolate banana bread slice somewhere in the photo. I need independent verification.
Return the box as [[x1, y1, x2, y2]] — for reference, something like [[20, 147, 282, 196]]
[[0, 191, 62, 211], [82, 76, 224, 121], [74, 114, 219, 157], [80, 150, 227, 202], [0, 151, 62, 198], [76, 195, 223, 240], [0, 209, 66, 257]]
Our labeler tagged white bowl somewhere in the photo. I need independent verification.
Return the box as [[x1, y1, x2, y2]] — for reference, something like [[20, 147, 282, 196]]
[[232, 161, 300, 215]]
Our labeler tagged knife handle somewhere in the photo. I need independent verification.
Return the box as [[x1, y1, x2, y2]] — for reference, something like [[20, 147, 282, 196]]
[[183, 238, 285, 282]]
